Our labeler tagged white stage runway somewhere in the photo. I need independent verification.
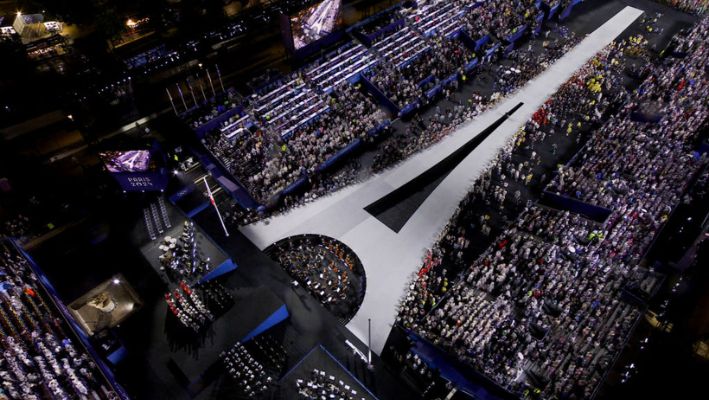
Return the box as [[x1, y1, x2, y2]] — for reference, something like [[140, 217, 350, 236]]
[[242, 6, 643, 354]]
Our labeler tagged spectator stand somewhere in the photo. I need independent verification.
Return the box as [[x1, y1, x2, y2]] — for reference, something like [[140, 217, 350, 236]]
[[403, 49, 437, 89], [180, 86, 263, 210], [266, 78, 381, 203], [246, 68, 285, 95], [364, 26, 431, 118], [452, 27, 483, 71], [301, 41, 379, 94], [505, 24, 530, 45], [404, 213, 651, 397], [313, 78, 388, 173], [538, 190, 613, 223], [316, 139, 366, 174], [473, 33, 492, 53], [357, 71, 403, 116], [539, 140, 614, 223], [405, 329, 519, 400], [191, 144, 262, 210], [279, 345, 379, 400], [251, 75, 329, 141], [177, 82, 263, 211], [500, 23, 530, 58], [533, 11, 547, 37], [559, 0, 586, 22], [370, 23, 430, 70], [348, 4, 405, 47], [388, 20, 706, 397], [427, 34, 479, 98], [547, 1, 563, 20], [481, 40, 502, 64], [403, 0, 469, 39], [186, 0, 592, 213], [200, 65, 390, 212], [308, 76, 391, 174], [4, 239, 129, 399], [401, 3, 481, 100], [179, 88, 249, 140]]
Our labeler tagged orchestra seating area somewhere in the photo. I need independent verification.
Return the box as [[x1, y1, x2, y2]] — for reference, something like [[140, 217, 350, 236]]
[[268, 235, 366, 322]]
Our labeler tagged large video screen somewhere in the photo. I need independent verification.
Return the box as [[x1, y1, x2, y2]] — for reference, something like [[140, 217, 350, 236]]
[[290, 0, 343, 50], [100, 150, 152, 173]]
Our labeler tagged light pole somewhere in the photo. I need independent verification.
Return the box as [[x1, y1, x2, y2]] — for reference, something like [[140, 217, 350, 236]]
[[203, 177, 229, 238], [367, 318, 372, 369]]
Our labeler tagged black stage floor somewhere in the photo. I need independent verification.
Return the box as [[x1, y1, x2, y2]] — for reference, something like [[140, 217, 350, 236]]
[[155, 285, 284, 395], [276, 345, 378, 400], [192, 209, 418, 400], [131, 200, 229, 287]]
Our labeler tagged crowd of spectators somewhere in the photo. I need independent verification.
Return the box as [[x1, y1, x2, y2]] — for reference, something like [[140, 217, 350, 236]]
[[371, 29, 579, 173], [462, 0, 538, 40], [405, 0, 466, 37], [548, 28, 708, 212], [1, 214, 31, 240], [398, 35, 474, 92], [358, 13, 403, 37], [195, 0, 594, 217], [429, 36, 476, 78], [204, 82, 384, 204], [0, 241, 120, 399], [181, 88, 241, 130], [364, 63, 421, 108], [199, 0, 684, 225], [493, 31, 581, 95], [657, 0, 709, 14], [395, 17, 709, 399], [270, 235, 365, 321]]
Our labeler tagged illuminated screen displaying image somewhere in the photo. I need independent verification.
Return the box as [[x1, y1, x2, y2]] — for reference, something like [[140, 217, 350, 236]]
[[100, 150, 153, 173], [291, 0, 343, 50]]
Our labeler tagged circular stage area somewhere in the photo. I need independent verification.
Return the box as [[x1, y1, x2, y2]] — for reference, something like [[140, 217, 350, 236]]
[[266, 235, 365, 323]]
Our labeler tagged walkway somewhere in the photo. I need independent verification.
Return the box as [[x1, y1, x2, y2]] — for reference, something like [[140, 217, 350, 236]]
[[241, 6, 644, 354]]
